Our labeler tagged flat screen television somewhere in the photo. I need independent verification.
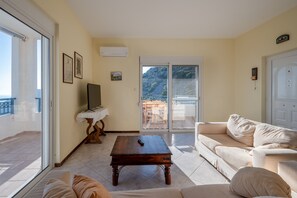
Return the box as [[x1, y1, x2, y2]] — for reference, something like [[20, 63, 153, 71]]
[[87, 83, 101, 110]]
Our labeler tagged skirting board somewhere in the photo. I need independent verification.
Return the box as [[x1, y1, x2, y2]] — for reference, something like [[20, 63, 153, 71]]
[[106, 131, 139, 133], [54, 136, 87, 167]]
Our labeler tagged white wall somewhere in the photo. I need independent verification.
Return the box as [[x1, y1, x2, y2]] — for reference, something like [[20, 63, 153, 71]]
[[93, 38, 235, 131], [234, 5, 297, 121]]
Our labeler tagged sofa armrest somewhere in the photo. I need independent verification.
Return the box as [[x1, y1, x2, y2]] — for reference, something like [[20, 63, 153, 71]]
[[278, 161, 297, 193], [195, 122, 227, 144], [252, 148, 297, 173]]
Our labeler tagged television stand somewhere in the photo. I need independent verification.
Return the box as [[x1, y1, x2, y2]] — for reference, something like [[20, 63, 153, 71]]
[[76, 108, 109, 144]]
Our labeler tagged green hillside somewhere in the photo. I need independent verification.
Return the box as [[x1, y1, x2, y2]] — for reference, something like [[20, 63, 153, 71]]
[[142, 66, 196, 101]]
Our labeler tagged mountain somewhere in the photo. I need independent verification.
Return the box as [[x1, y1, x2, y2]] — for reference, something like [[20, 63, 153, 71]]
[[142, 66, 196, 101]]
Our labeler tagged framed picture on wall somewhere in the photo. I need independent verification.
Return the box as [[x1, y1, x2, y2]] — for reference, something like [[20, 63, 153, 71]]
[[63, 53, 73, 84], [111, 71, 122, 81], [74, 51, 83, 79]]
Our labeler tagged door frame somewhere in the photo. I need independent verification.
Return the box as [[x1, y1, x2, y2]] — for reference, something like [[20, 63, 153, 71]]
[[266, 49, 297, 124], [139, 56, 203, 132], [0, 0, 55, 197]]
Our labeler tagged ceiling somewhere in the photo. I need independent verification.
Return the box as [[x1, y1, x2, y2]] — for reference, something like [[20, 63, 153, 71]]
[[66, 0, 297, 39]]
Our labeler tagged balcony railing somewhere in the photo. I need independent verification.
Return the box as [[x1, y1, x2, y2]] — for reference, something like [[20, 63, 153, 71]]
[[35, 97, 41, 113], [0, 98, 16, 116]]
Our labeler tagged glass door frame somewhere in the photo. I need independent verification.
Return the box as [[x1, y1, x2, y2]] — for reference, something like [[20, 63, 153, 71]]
[[139, 56, 203, 133], [0, 1, 55, 197]]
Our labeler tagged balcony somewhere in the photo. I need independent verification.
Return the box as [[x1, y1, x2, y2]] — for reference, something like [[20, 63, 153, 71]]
[[0, 97, 42, 197], [142, 99, 196, 130], [0, 131, 41, 197]]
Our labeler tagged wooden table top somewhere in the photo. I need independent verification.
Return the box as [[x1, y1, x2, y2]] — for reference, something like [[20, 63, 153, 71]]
[[110, 135, 172, 156]]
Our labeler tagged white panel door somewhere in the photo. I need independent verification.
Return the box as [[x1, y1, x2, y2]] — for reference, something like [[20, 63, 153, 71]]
[[272, 55, 297, 130]]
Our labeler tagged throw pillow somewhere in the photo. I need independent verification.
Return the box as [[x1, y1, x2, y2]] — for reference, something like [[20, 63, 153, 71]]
[[254, 123, 297, 148], [229, 167, 291, 198], [43, 178, 77, 198], [227, 114, 256, 146], [72, 175, 111, 198]]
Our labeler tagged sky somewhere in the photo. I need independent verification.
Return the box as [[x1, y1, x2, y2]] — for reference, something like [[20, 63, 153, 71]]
[[142, 66, 151, 74], [37, 39, 41, 89], [0, 31, 12, 97]]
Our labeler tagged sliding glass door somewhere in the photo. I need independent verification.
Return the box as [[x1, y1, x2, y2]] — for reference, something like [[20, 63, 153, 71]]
[[140, 61, 199, 132], [0, 9, 51, 197], [172, 65, 199, 130], [141, 66, 169, 131]]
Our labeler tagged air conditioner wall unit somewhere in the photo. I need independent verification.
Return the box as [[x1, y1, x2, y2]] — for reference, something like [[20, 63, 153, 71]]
[[99, 47, 128, 57]]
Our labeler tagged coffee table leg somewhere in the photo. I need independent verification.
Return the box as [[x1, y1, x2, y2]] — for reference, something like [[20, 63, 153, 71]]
[[112, 165, 119, 186], [164, 165, 171, 185]]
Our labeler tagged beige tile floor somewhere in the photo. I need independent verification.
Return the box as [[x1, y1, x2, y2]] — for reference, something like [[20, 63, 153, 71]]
[[0, 132, 41, 198], [52, 132, 229, 192]]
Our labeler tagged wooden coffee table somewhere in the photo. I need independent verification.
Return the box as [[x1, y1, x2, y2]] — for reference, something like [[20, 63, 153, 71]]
[[110, 135, 172, 186]]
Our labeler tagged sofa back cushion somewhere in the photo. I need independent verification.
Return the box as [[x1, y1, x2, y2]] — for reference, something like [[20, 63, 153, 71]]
[[254, 123, 297, 148], [227, 114, 256, 146]]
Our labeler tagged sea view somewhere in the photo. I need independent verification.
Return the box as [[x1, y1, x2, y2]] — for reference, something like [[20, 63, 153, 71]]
[[0, 95, 11, 99]]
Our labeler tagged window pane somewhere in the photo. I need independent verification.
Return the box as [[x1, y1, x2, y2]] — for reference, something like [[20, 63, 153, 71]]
[[172, 65, 198, 130], [142, 66, 168, 130], [0, 31, 12, 98]]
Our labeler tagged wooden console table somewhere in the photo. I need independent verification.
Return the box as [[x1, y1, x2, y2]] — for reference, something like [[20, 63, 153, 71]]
[[76, 108, 109, 144]]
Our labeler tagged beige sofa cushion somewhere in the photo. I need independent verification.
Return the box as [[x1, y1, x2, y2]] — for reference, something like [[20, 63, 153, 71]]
[[43, 178, 77, 198], [111, 188, 182, 198], [230, 167, 291, 198], [215, 146, 252, 169], [278, 161, 297, 193], [72, 175, 111, 198], [227, 114, 256, 146], [181, 184, 241, 198], [199, 134, 246, 153], [254, 123, 297, 148]]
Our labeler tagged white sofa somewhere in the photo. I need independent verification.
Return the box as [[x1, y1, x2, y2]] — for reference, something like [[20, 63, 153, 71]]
[[31, 169, 293, 198], [195, 114, 297, 180], [28, 170, 242, 198]]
